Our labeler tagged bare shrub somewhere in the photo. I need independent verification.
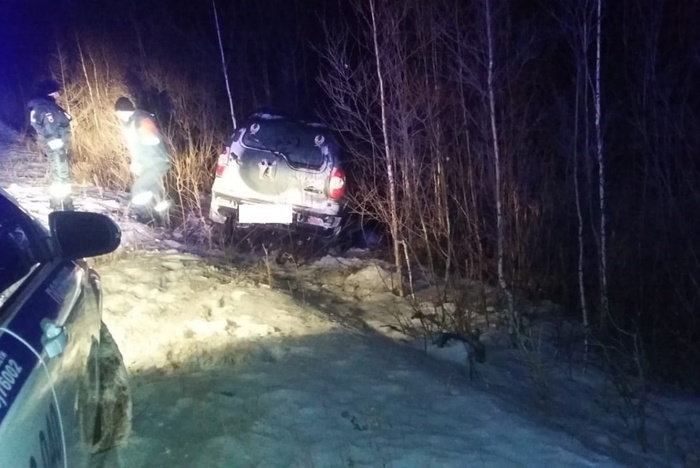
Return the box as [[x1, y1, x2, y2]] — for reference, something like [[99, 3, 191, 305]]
[[319, 0, 551, 384], [594, 329, 651, 451], [50, 33, 226, 223], [53, 40, 132, 189]]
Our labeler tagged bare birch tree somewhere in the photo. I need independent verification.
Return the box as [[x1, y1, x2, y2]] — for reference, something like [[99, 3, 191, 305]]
[[547, 0, 595, 360], [212, 0, 236, 129], [368, 0, 403, 294], [484, 0, 505, 294], [321, 0, 543, 330], [594, 0, 609, 330]]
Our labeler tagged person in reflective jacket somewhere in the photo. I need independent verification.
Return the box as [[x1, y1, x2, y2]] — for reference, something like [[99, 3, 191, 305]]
[[114, 97, 172, 224], [27, 80, 74, 211]]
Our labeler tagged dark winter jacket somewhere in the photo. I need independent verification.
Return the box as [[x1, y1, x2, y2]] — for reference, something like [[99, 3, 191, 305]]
[[121, 110, 171, 172], [27, 97, 71, 142]]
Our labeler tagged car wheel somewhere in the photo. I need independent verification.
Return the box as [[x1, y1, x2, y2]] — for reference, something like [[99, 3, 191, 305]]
[[80, 322, 132, 453], [212, 214, 239, 245]]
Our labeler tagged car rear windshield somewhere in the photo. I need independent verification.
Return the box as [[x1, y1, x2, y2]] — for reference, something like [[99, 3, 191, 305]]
[[241, 120, 335, 170]]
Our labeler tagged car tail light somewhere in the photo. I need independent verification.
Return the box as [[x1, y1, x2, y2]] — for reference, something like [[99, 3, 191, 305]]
[[328, 168, 346, 200], [215, 146, 230, 177]]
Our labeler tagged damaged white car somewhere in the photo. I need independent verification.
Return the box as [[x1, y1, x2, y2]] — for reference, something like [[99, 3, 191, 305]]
[[209, 110, 347, 236]]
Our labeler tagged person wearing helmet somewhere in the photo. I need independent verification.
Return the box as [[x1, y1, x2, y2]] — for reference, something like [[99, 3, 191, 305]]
[[114, 97, 172, 224], [27, 79, 74, 211]]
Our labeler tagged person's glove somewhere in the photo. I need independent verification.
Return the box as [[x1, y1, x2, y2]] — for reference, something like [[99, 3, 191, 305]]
[[47, 138, 64, 150]]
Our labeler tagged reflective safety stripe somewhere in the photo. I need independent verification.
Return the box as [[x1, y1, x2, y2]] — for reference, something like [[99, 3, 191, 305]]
[[47, 139, 64, 150], [153, 200, 170, 212], [48, 183, 71, 199], [131, 191, 153, 205]]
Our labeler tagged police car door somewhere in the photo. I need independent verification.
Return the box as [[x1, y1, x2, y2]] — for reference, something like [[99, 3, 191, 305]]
[[0, 206, 88, 467]]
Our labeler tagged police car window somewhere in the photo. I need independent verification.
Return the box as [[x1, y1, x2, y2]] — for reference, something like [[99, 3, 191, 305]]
[[0, 204, 38, 303]]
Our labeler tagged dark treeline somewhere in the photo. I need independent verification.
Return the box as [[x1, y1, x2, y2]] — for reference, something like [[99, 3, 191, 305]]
[[1, 0, 699, 391]]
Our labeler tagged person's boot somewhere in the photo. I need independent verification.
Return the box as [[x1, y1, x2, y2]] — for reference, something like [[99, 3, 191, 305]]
[[153, 211, 171, 228], [63, 197, 75, 211], [130, 205, 156, 225], [153, 199, 171, 228], [136, 213, 155, 225], [50, 196, 75, 211]]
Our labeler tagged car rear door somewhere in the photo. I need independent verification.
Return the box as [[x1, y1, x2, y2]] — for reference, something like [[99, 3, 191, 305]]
[[234, 119, 333, 210]]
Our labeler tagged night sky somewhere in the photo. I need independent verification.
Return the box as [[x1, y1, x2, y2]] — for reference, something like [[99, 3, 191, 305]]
[[0, 0, 337, 125]]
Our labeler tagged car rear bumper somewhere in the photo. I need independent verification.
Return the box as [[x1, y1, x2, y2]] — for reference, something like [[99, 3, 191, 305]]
[[209, 195, 343, 231]]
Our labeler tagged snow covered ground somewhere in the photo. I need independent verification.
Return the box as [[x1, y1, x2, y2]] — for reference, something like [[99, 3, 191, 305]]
[[2, 136, 699, 467], [86, 253, 613, 467]]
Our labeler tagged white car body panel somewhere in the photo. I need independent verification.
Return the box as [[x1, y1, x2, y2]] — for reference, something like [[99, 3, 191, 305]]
[[209, 113, 345, 231], [0, 189, 105, 468]]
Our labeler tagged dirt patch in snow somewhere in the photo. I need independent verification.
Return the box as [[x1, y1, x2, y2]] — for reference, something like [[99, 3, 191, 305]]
[[96, 252, 338, 376]]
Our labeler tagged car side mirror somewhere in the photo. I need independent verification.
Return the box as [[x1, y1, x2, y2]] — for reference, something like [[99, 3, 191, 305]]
[[48, 211, 122, 260]]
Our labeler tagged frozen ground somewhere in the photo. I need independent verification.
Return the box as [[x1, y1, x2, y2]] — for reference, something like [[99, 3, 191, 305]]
[[2, 135, 699, 467], [85, 253, 614, 468]]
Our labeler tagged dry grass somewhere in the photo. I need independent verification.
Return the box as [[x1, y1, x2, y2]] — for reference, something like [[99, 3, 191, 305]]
[[51, 38, 226, 223]]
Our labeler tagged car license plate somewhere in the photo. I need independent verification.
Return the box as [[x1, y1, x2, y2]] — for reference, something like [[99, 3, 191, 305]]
[[239, 204, 293, 224]]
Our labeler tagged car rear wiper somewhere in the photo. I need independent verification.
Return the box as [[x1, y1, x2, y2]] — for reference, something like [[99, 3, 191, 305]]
[[249, 136, 292, 163]]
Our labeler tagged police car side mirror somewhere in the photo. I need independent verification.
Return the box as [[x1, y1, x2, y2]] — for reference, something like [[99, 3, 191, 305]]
[[48, 211, 122, 260]]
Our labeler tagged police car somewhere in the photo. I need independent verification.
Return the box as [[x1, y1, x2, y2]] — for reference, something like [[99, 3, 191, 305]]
[[0, 188, 130, 467]]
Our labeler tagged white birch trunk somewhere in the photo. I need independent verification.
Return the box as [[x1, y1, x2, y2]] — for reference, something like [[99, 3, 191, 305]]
[[213, 0, 237, 129], [595, 0, 609, 329], [574, 54, 589, 361], [484, 0, 516, 337], [370, 0, 403, 295]]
